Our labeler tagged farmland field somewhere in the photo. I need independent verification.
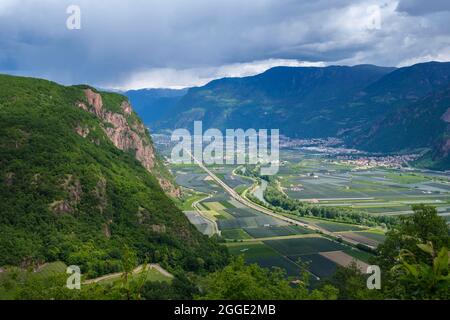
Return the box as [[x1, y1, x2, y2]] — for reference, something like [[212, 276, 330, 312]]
[[356, 231, 386, 243], [288, 254, 338, 278], [276, 150, 450, 221], [244, 226, 314, 238], [221, 228, 252, 240], [264, 237, 348, 256], [167, 150, 449, 284], [339, 232, 381, 247], [171, 161, 379, 282], [227, 242, 302, 277], [315, 221, 366, 233], [320, 251, 369, 272]]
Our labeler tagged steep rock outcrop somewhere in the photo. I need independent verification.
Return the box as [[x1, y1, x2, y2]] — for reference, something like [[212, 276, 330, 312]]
[[78, 89, 179, 196], [75, 125, 90, 138], [82, 89, 156, 170]]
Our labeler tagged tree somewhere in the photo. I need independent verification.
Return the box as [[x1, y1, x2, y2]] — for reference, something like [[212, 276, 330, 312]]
[[322, 262, 383, 300], [197, 257, 338, 300], [120, 245, 138, 300], [372, 205, 450, 299], [142, 273, 199, 300], [375, 205, 449, 271], [390, 242, 449, 299]]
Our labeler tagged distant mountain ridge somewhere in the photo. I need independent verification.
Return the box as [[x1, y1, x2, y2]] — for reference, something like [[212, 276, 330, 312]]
[[125, 88, 188, 126], [142, 61, 450, 169], [155, 64, 395, 137]]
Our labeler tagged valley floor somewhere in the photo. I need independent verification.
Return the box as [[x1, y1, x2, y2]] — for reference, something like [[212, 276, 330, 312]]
[[166, 147, 449, 282]]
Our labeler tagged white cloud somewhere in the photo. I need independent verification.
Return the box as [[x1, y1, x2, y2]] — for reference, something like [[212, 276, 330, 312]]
[[109, 59, 326, 90], [397, 46, 450, 67]]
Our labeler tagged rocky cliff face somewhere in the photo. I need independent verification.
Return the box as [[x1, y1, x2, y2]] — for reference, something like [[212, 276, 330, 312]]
[[78, 89, 180, 197]]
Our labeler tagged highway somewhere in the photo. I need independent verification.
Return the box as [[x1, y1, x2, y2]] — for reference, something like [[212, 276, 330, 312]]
[[183, 149, 360, 244]]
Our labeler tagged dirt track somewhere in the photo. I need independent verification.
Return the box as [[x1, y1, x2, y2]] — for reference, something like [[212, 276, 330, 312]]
[[83, 264, 173, 285]]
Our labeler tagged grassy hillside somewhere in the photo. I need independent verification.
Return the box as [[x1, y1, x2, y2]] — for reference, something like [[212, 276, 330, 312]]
[[0, 74, 227, 278]]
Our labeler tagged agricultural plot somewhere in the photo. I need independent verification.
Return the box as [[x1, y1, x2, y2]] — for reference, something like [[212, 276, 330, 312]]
[[423, 182, 450, 192], [175, 173, 222, 193], [356, 231, 386, 243], [250, 256, 302, 277], [227, 242, 301, 277], [223, 174, 251, 189], [343, 248, 372, 263], [264, 237, 347, 256], [340, 232, 380, 247], [288, 254, 337, 279], [244, 225, 314, 239], [202, 201, 227, 212], [362, 205, 413, 214], [202, 194, 231, 203], [202, 209, 232, 221], [227, 237, 369, 280], [320, 251, 369, 273], [286, 178, 428, 200], [202, 202, 233, 220], [218, 215, 286, 230], [315, 221, 366, 233], [227, 198, 248, 208], [275, 151, 450, 219], [224, 207, 258, 218], [210, 167, 252, 188], [184, 211, 215, 236], [221, 229, 252, 240]]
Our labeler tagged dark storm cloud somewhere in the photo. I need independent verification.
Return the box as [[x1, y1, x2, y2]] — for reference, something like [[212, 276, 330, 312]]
[[396, 0, 450, 16], [0, 0, 449, 88]]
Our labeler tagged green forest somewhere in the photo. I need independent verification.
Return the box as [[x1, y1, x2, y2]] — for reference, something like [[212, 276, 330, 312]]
[[0, 74, 228, 279]]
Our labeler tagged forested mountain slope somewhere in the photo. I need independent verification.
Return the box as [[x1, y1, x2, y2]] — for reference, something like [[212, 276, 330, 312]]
[[155, 64, 394, 137], [0, 74, 227, 277]]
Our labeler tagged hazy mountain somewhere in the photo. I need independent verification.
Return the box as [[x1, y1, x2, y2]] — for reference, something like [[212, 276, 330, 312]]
[[151, 61, 450, 169], [125, 88, 188, 126], [0, 74, 226, 274], [347, 62, 450, 141], [356, 85, 450, 170], [154, 64, 395, 137]]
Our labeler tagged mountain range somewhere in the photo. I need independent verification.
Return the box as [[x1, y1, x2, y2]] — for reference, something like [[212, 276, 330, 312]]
[[142, 62, 450, 170]]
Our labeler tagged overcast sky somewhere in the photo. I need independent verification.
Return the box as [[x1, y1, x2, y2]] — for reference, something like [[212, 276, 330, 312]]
[[0, 0, 449, 89]]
